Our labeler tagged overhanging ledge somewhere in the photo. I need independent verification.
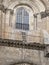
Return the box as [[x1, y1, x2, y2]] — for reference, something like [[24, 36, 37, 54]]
[[0, 38, 46, 50]]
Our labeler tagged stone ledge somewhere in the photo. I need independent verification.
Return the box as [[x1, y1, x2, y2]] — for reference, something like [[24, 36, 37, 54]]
[[0, 38, 45, 50]]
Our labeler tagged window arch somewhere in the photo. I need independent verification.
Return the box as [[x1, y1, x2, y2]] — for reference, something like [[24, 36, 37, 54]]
[[16, 7, 29, 30]]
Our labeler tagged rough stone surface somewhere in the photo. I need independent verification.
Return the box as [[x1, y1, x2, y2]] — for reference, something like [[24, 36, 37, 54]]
[[0, 0, 49, 65]]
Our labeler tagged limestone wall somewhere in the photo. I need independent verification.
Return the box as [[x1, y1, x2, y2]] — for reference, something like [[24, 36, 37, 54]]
[[0, 0, 49, 44], [0, 46, 46, 65], [0, 0, 49, 65]]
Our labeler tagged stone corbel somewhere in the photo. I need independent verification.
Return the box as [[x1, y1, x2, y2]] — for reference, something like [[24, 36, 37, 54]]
[[4, 8, 14, 14], [0, 4, 14, 14], [34, 10, 49, 19], [40, 10, 49, 18], [10, 9, 14, 15], [46, 10, 49, 16], [0, 4, 5, 12]]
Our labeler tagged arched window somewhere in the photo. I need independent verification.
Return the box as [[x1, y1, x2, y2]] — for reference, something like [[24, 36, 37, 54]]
[[16, 7, 29, 30]]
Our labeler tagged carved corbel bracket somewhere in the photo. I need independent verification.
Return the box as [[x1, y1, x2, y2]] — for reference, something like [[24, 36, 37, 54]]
[[0, 4, 14, 14], [40, 10, 49, 18]]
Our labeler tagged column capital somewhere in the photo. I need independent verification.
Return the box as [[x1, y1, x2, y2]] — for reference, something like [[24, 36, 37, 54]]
[[34, 14, 37, 18]]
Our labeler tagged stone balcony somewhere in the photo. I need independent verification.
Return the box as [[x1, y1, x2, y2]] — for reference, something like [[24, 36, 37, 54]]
[[0, 27, 44, 44]]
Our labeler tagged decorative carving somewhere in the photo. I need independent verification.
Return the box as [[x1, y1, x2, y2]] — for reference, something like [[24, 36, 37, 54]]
[[0, 38, 45, 50], [41, 10, 49, 18]]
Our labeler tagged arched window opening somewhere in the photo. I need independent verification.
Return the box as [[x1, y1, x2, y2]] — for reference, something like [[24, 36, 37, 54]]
[[16, 7, 29, 30]]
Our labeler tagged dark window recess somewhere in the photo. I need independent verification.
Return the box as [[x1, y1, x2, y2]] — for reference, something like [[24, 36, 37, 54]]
[[16, 23, 29, 30], [16, 7, 29, 30]]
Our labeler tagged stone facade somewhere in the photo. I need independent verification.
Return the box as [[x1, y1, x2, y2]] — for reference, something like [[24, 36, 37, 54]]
[[0, 0, 49, 65]]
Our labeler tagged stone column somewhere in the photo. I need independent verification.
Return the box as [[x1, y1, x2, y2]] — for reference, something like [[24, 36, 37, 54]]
[[0, 10, 6, 38], [0, 10, 2, 38], [37, 14, 42, 30], [5, 10, 16, 40], [34, 14, 41, 30], [1, 11, 6, 38], [34, 15, 37, 30], [5, 9, 14, 31], [4, 10, 11, 39], [6, 10, 10, 27], [46, 16, 49, 33]]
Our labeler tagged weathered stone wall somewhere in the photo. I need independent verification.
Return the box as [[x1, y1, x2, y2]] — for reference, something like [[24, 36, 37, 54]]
[[0, 0, 47, 44], [0, 0, 49, 65], [0, 46, 46, 65]]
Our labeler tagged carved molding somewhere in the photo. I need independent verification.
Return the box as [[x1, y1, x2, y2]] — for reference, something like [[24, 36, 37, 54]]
[[0, 38, 45, 50]]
